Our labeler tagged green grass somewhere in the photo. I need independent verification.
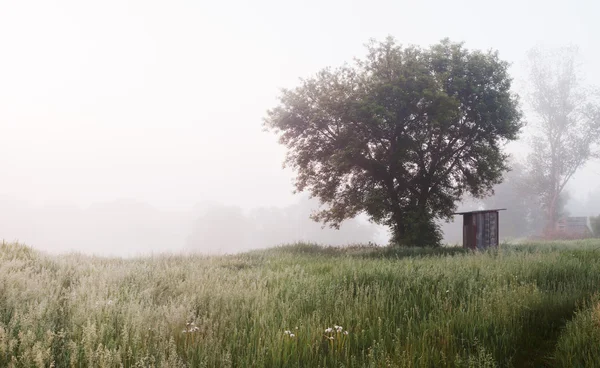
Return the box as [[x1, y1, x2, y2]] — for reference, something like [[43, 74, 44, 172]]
[[553, 294, 600, 367], [0, 240, 600, 367]]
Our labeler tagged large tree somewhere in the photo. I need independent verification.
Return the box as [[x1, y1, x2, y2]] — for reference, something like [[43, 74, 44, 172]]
[[524, 46, 600, 233], [265, 38, 522, 246]]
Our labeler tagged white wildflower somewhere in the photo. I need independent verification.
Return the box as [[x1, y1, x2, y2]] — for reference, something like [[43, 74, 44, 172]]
[[343, 331, 349, 335], [181, 329, 187, 334], [284, 330, 292, 335], [336, 326, 343, 332], [289, 333, 295, 338], [325, 327, 333, 333]]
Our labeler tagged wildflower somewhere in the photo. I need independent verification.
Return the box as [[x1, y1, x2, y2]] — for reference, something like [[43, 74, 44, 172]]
[[325, 327, 333, 333], [181, 329, 187, 334], [289, 333, 295, 338], [284, 330, 292, 335], [343, 331, 349, 335], [192, 326, 199, 332], [446, 290, 449, 293], [328, 336, 334, 340], [335, 326, 343, 332]]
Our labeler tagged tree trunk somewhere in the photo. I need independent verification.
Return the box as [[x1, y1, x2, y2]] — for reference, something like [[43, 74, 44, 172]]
[[390, 209, 405, 245], [391, 205, 441, 247], [545, 193, 558, 235]]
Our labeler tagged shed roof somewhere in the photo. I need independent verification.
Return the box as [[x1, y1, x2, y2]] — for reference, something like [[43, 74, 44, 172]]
[[452, 208, 506, 215]]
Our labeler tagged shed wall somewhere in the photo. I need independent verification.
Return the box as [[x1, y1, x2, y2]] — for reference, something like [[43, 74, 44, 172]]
[[461, 211, 499, 250]]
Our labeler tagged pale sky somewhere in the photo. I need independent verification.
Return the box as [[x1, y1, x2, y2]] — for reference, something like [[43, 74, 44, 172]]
[[1, 0, 599, 211]]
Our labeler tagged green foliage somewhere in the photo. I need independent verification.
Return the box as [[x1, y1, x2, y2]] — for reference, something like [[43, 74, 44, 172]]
[[265, 37, 522, 246], [1, 241, 600, 367]]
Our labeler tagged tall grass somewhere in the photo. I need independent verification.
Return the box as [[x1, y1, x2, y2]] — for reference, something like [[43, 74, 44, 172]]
[[553, 294, 600, 367], [0, 240, 599, 367]]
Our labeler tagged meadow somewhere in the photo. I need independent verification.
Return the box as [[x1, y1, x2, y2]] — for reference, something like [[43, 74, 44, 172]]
[[0, 240, 599, 367]]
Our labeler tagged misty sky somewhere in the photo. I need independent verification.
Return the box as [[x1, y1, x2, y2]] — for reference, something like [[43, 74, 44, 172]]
[[1, 0, 600, 212]]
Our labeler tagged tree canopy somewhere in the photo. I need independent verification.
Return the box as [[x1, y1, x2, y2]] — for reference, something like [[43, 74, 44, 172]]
[[265, 38, 522, 246]]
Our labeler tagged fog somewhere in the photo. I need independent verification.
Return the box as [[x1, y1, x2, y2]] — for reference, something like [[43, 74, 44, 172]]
[[0, 195, 383, 256], [1, 0, 599, 255]]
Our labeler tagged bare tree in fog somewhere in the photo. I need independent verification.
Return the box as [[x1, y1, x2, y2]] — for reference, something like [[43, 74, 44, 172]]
[[525, 46, 600, 233]]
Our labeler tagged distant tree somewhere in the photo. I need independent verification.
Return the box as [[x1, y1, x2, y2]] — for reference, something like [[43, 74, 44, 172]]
[[186, 205, 253, 253], [186, 199, 380, 253], [248, 196, 378, 246], [479, 159, 544, 238], [265, 38, 522, 247], [524, 46, 600, 233]]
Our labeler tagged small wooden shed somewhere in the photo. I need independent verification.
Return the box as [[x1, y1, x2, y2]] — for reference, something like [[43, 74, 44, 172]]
[[453, 209, 506, 250]]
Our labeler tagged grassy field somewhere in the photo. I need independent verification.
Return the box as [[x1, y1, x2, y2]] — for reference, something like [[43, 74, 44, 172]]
[[0, 240, 599, 367]]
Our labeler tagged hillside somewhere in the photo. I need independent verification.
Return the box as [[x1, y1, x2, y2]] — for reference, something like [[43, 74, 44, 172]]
[[0, 241, 599, 367]]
